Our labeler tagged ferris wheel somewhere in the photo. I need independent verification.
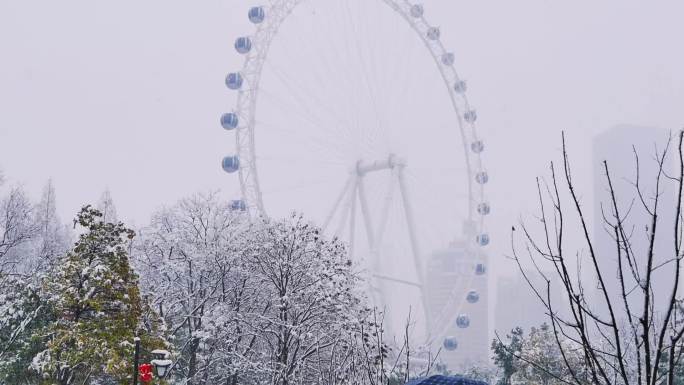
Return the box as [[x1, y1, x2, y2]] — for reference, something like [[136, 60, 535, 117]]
[[221, 0, 490, 355]]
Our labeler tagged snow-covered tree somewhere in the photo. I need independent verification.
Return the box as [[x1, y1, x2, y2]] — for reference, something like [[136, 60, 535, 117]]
[[492, 327, 524, 385], [0, 185, 36, 279], [237, 214, 370, 385], [492, 324, 586, 385], [33, 206, 154, 385], [515, 324, 585, 385], [28, 180, 70, 274], [133, 191, 247, 385], [0, 277, 52, 384], [133, 193, 381, 385], [460, 364, 499, 385], [0, 178, 68, 384], [97, 189, 118, 224], [513, 132, 684, 385]]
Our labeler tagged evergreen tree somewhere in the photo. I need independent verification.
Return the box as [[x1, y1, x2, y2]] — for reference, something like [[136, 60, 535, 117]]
[[32, 206, 155, 385], [516, 323, 585, 385], [492, 327, 524, 385], [0, 277, 53, 385]]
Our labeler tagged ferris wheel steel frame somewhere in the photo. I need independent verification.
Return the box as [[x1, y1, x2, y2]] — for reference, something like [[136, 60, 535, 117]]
[[321, 155, 426, 333], [225, 0, 489, 347]]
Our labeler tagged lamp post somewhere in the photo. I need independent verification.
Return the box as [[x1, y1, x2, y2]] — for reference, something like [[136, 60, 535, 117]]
[[131, 337, 172, 384], [133, 337, 141, 385], [150, 350, 172, 379]]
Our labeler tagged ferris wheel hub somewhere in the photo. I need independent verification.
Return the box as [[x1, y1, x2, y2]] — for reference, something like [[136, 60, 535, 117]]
[[355, 154, 406, 175], [222, 0, 490, 354]]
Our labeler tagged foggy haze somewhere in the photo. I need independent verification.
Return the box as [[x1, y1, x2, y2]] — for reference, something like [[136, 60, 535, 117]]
[[2, 0, 684, 342]]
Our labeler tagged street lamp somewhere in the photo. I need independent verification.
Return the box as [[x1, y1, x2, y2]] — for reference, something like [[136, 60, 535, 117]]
[[150, 349, 172, 379], [132, 338, 173, 385]]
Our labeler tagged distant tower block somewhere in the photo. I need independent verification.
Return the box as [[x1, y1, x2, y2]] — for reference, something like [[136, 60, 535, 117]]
[[425, 239, 488, 369], [592, 125, 675, 312]]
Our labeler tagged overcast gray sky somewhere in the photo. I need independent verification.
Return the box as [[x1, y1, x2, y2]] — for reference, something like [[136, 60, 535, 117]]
[[1, 0, 683, 293]]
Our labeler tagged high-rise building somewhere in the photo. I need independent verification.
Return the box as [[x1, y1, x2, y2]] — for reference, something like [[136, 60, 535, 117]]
[[494, 271, 561, 335], [425, 239, 488, 369], [592, 125, 675, 314]]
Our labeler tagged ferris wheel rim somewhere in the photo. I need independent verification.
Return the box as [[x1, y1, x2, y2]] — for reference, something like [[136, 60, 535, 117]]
[[226, 0, 489, 348]]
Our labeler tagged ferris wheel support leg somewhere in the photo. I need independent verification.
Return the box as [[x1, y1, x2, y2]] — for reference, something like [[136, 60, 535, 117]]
[[335, 176, 356, 238], [396, 166, 432, 333], [348, 177, 359, 258], [369, 170, 396, 333], [373, 169, 395, 250], [322, 176, 353, 232], [357, 176, 376, 249]]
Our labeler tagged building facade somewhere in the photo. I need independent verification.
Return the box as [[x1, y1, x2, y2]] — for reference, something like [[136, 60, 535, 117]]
[[425, 239, 488, 369], [592, 125, 675, 315]]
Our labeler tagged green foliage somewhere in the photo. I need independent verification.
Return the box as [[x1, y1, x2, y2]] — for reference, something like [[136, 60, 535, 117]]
[[31, 206, 160, 385], [492, 324, 588, 385], [461, 365, 498, 384], [491, 327, 524, 385], [656, 348, 684, 385], [0, 278, 54, 385], [516, 323, 580, 385]]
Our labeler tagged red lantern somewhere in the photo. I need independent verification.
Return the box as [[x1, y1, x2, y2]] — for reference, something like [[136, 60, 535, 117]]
[[139, 363, 153, 383]]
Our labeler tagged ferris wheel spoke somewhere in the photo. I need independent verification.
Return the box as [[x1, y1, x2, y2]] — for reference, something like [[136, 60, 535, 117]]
[[373, 273, 422, 288], [256, 98, 354, 159], [259, 72, 353, 145], [341, 1, 386, 140], [259, 177, 338, 195], [256, 155, 347, 169], [322, 176, 354, 232], [259, 14, 352, 122], [404, 170, 470, 213], [266, 23, 358, 144], [334, 182, 354, 239], [262, 61, 353, 133], [259, 129, 350, 164], [372, 169, 396, 254], [356, 176, 376, 249], [225, 0, 489, 347]]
